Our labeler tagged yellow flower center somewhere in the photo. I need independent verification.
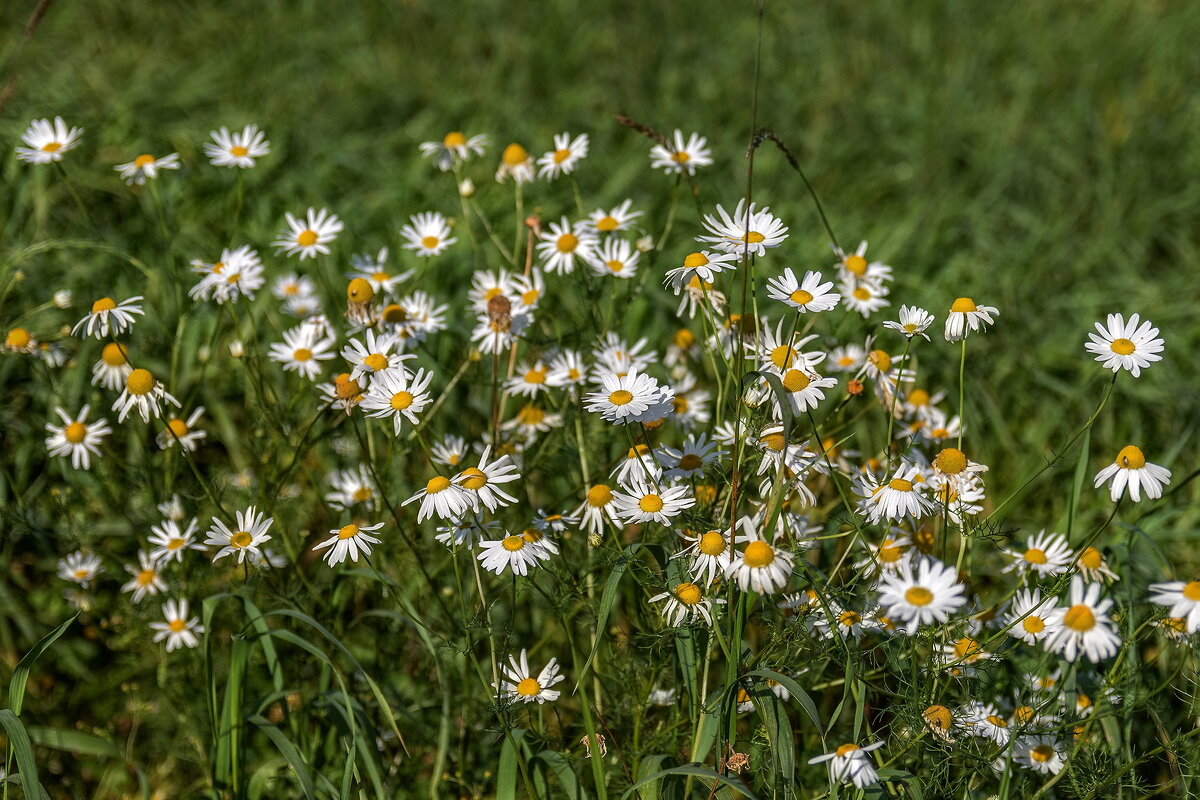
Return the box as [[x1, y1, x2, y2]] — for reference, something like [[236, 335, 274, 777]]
[[352, 487, 373, 502], [6, 328, 32, 348], [741, 231, 765, 244], [42, 141, 63, 153], [293, 348, 313, 362], [683, 252, 709, 268], [770, 345, 798, 370], [1183, 581, 1200, 601], [888, 478, 914, 492], [230, 531, 253, 548], [1014, 706, 1035, 724], [609, 390, 634, 406], [1115, 445, 1146, 469], [638, 494, 664, 513], [868, 349, 891, 373], [555, 233, 579, 253], [1023, 615, 1046, 634], [743, 540, 775, 568], [1079, 547, 1103, 570], [878, 539, 904, 563], [843, 254, 868, 275], [91, 297, 117, 313], [789, 289, 814, 305], [167, 538, 185, 550], [296, 230, 319, 247], [230, 145, 249, 157], [587, 484, 613, 506], [501, 535, 525, 552], [596, 215, 618, 231], [606, 260, 625, 272], [338, 524, 359, 540], [781, 369, 810, 393], [698, 531, 727, 556], [382, 304, 406, 323], [905, 587, 933, 606], [986, 714, 1008, 728], [678, 454, 703, 471], [347, 278, 375, 303], [167, 418, 189, 437], [1023, 548, 1048, 565], [1063, 604, 1096, 632], [671, 150, 690, 163], [364, 353, 389, 371], [516, 677, 540, 696], [64, 421, 88, 443], [835, 743, 860, 757], [134, 154, 155, 168], [1077, 693, 1092, 709], [908, 389, 930, 406], [426, 476, 451, 494], [923, 704, 953, 731], [443, 131, 467, 148], [934, 447, 967, 475], [502, 143, 529, 165], [335, 375, 362, 400], [674, 582, 702, 605], [552, 148, 571, 164], [390, 391, 414, 410], [420, 235, 440, 250], [1031, 745, 1054, 763], [524, 369, 546, 384], [950, 297, 977, 313], [126, 368, 156, 396], [852, 287, 871, 301], [521, 289, 539, 306], [952, 637, 982, 661], [839, 610, 862, 627], [1109, 337, 1136, 355], [517, 405, 545, 425], [459, 467, 487, 491], [137, 569, 156, 586], [760, 432, 786, 452], [168, 619, 187, 633], [673, 396, 689, 414]]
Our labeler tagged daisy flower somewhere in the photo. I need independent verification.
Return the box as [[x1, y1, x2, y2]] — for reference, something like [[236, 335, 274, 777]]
[[1012, 735, 1065, 775], [536, 217, 598, 275], [589, 237, 640, 278], [348, 248, 412, 298], [840, 279, 891, 317], [1093, 445, 1171, 502], [808, 742, 884, 789], [189, 245, 265, 304], [4, 327, 38, 354], [313, 521, 385, 565], [272, 273, 317, 301], [455, 445, 521, 513], [340, 330, 412, 385], [204, 506, 275, 565], [876, 557, 967, 634], [57, 551, 103, 587], [855, 535, 913, 577], [506, 360, 550, 397], [611, 480, 695, 526], [1045, 577, 1121, 662], [545, 350, 588, 390], [402, 474, 474, 523], [16, 117, 83, 164], [764, 268, 840, 313], [435, 514, 500, 549], [325, 465, 377, 509], [810, 602, 869, 641], [658, 433, 726, 481], [268, 323, 338, 380], [610, 443, 662, 487], [204, 124, 269, 168], [961, 702, 1011, 745], [883, 305, 935, 341], [697, 200, 788, 257], [44, 405, 111, 470], [495, 650, 564, 704], [1084, 313, 1164, 377], [574, 483, 621, 537], [943, 297, 998, 342], [862, 465, 934, 523], [1004, 589, 1061, 647], [419, 131, 488, 171], [1147, 580, 1200, 634], [663, 250, 740, 293], [147, 518, 203, 563], [72, 296, 144, 338], [115, 152, 181, 185], [361, 367, 434, 435], [477, 532, 552, 577], [495, 143, 536, 184], [1003, 530, 1074, 578], [650, 581, 722, 626], [649, 130, 713, 175], [121, 551, 166, 603], [431, 435, 468, 468], [400, 211, 457, 257], [583, 368, 674, 425], [536, 131, 589, 179], [725, 516, 795, 594], [273, 207, 343, 260], [589, 199, 641, 233], [157, 407, 207, 451], [1076, 547, 1119, 583], [770, 368, 839, 417], [112, 368, 181, 423], [150, 599, 205, 651]]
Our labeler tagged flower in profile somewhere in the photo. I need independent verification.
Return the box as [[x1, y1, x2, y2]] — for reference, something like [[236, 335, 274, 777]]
[[313, 521, 385, 565], [583, 368, 674, 424], [454, 445, 521, 512], [16, 117, 83, 164], [403, 473, 474, 523], [156, 407, 207, 451], [764, 268, 840, 313], [650, 581, 722, 626], [1093, 445, 1171, 502], [495, 650, 564, 704], [4, 327, 38, 354], [72, 296, 144, 338], [808, 741, 884, 789], [150, 599, 205, 651], [115, 152, 181, 185], [876, 557, 966, 634], [204, 124, 269, 168], [121, 551, 166, 603], [588, 199, 642, 233], [400, 211, 457, 257], [205, 506, 275, 564], [44, 405, 112, 470], [649, 130, 713, 176], [477, 531, 553, 576], [537, 131, 589, 179], [495, 142, 535, 184], [663, 250, 739, 293], [834, 241, 893, 286], [112, 368, 181, 423], [943, 297, 998, 342], [1045, 576, 1121, 662], [725, 516, 795, 594], [697, 200, 788, 256], [883, 305, 935, 341], [1084, 313, 1164, 377], [273, 208, 343, 259], [419, 131, 488, 171], [1147, 579, 1200, 634]]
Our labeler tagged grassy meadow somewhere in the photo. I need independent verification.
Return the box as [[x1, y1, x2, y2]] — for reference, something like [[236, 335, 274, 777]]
[[2, 0, 1200, 798]]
